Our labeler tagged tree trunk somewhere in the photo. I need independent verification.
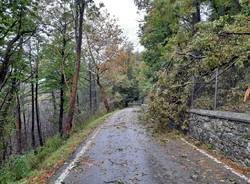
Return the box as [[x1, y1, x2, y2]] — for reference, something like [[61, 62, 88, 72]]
[[31, 75, 36, 149], [23, 111, 27, 142], [89, 63, 92, 113], [93, 76, 98, 112], [191, 0, 201, 34], [64, 0, 86, 134], [8, 134, 13, 155], [96, 74, 111, 112], [29, 41, 36, 149], [77, 93, 81, 114], [59, 14, 67, 136], [59, 74, 65, 136], [35, 71, 43, 146], [35, 43, 43, 147], [15, 92, 22, 154]]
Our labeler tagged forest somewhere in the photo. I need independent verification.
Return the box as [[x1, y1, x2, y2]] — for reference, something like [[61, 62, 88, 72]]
[[0, 0, 146, 182], [0, 0, 250, 183]]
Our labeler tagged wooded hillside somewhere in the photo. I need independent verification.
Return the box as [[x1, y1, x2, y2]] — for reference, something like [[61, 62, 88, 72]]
[[0, 0, 144, 166], [134, 0, 250, 130]]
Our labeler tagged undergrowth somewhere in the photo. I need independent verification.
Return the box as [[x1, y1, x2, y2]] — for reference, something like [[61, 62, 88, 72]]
[[0, 112, 113, 184]]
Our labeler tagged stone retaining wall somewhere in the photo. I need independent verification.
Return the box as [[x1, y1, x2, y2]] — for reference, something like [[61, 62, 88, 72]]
[[189, 109, 250, 167]]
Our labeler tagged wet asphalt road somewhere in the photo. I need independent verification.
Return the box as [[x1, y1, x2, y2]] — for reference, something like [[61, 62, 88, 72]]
[[50, 108, 249, 184]]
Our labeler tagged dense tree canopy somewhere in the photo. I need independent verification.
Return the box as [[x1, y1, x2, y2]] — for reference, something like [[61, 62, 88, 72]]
[[136, 0, 250, 130]]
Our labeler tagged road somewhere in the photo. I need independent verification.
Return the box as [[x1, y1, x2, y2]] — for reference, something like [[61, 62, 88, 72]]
[[50, 108, 249, 184]]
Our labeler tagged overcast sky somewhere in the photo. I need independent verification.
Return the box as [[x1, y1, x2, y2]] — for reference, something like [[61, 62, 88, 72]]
[[95, 0, 144, 51]]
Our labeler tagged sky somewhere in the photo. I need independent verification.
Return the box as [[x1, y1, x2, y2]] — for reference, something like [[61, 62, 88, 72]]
[[95, 0, 144, 52]]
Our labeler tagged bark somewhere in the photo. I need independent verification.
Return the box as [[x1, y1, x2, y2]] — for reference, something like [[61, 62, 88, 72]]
[[59, 13, 67, 136], [93, 76, 98, 112], [52, 91, 57, 115], [23, 111, 27, 140], [191, 0, 201, 34], [31, 76, 35, 148], [89, 63, 92, 113], [59, 74, 65, 136], [15, 92, 22, 154], [64, 0, 86, 133], [35, 63, 43, 147], [8, 135, 13, 155], [29, 44, 36, 149], [77, 93, 81, 114]]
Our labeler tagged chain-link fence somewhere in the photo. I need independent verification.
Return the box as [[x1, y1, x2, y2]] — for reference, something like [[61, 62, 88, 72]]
[[190, 63, 250, 113]]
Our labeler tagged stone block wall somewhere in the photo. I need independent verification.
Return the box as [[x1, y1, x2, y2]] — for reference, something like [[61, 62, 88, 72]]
[[189, 109, 250, 167]]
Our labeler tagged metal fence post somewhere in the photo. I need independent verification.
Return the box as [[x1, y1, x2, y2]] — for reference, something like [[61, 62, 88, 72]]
[[214, 68, 218, 110], [191, 76, 195, 108]]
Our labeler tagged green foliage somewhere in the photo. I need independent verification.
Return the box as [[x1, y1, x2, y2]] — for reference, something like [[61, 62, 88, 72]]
[[29, 135, 64, 169], [142, 0, 250, 131], [206, 143, 214, 150], [146, 66, 192, 131], [0, 136, 63, 184], [113, 79, 140, 107], [0, 112, 111, 184], [0, 155, 31, 183], [210, 0, 241, 19], [241, 0, 250, 16], [139, 0, 178, 81]]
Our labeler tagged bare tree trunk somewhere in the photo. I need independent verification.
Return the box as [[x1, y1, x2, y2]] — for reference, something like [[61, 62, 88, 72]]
[[89, 63, 92, 113], [23, 111, 27, 142], [29, 42, 36, 149], [93, 76, 98, 112], [8, 134, 12, 155], [64, 0, 86, 134], [35, 42, 43, 147], [35, 71, 43, 146], [59, 74, 65, 136], [77, 93, 81, 114], [31, 78, 35, 148], [191, 0, 201, 34], [15, 92, 22, 154]]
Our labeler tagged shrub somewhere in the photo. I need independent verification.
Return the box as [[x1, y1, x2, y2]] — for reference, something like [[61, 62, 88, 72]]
[[0, 155, 31, 183], [31, 135, 63, 169]]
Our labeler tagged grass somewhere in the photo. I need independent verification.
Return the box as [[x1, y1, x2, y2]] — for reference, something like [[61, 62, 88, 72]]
[[0, 112, 113, 184]]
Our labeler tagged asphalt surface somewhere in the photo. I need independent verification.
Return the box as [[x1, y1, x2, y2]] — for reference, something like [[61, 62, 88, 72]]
[[50, 108, 249, 184]]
